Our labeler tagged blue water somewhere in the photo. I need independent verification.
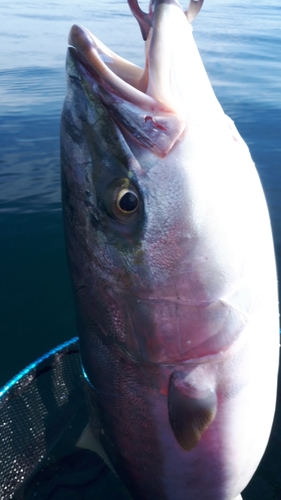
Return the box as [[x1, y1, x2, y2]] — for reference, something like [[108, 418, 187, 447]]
[[0, 0, 280, 386]]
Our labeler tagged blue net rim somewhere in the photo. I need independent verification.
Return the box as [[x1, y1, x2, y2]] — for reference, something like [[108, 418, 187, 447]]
[[0, 336, 79, 400]]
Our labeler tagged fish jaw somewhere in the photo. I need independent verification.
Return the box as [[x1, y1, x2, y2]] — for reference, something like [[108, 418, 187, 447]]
[[67, 24, 185, 158], [67, 0, 224, 158]]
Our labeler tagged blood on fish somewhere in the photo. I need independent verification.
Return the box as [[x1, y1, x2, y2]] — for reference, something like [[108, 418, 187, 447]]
[[144, 115, 168, 131]]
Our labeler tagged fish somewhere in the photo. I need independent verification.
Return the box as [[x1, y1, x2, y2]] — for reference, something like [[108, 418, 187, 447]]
[[60, 1, 279, 499]]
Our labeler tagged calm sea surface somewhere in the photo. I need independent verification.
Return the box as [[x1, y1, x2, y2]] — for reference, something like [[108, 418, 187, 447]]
[[0, 0, 280, 386]]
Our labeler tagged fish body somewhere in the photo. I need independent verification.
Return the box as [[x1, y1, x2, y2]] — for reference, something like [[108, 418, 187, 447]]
[[61, 1, 279, 499]]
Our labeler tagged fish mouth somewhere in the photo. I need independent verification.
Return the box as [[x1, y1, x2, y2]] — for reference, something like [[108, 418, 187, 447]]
[[68, 24, 164, 114], [67, 1, 203, 157]]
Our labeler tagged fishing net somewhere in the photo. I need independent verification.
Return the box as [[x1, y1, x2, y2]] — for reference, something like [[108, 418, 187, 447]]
[[0, 339, 129, 500], [0, 338, 280, 500]]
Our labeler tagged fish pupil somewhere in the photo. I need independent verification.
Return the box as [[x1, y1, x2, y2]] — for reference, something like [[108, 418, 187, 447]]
[[119, 191, 138, 212]]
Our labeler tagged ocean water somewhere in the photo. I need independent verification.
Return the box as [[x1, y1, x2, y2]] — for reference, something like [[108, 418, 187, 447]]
[[0, 0, 280, 386]]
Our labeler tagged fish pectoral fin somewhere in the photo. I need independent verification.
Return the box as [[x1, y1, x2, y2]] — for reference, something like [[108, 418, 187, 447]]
[[76, 423, 116, 474], [168, 372, 217, 451]]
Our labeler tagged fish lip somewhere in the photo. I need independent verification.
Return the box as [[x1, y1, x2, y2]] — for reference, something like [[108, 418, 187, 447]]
[[67, 24, 171, 114], [67, 26, 186, 158]]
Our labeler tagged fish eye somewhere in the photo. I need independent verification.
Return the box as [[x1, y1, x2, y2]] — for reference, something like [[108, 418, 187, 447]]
[[116, 188, 139, 214], [103, 178, 141, 224]]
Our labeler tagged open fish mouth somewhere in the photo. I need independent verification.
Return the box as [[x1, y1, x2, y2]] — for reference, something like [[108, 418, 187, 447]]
[[67, 0, 204, 157], [68, 23, 160, 112]]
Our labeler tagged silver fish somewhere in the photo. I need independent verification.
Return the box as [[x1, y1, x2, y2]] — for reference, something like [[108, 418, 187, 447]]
[[61, 1, 279, 498]]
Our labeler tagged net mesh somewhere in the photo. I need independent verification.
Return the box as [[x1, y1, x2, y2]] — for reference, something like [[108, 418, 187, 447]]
[[0, 339, 84, 499], [0, 339, 280, 499]]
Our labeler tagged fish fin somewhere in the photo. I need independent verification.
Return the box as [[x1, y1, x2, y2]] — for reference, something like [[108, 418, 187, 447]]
[[76, 423, 116, 474], [168, 372, 217, 451]]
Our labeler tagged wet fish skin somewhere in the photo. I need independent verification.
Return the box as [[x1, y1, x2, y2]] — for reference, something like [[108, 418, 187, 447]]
[[61, 1, 279, 499]]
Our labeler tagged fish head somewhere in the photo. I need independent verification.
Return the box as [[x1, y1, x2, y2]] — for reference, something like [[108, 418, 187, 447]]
[[61, 0, 273, 371]]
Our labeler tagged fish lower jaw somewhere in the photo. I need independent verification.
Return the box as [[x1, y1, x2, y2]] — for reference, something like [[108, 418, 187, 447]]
[[67, 25, 186, 157], [67, 24, 171, 114]]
